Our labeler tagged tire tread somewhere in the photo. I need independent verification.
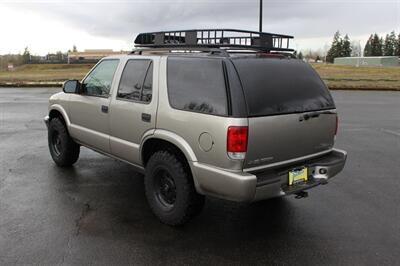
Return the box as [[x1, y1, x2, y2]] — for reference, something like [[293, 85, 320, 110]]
[[145, 150, 204, 226]]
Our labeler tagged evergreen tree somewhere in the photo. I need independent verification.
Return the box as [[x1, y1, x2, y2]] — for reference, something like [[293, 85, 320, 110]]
[[394, 33, 400, 56], [341, 34, 352, 57], [297, 51, 304, 60], [383, 31, 396, 56], [326, 31, 343, 63], [370, 34, 383, 56], [364, 35, 373, 56], [389, 31, 397, 55], [22, 47, 31, 64], [379, 37, 384, 56]]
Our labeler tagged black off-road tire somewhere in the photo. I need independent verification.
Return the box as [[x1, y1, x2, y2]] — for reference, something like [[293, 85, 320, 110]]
[[144, 150, 205, 226], [48, 117, 80, 167]]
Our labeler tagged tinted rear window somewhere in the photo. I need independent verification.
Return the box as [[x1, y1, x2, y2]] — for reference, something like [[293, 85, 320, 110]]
[[117, 59, 152, 102], [232, 58, 335, 116], [167, 57, 228, 116]]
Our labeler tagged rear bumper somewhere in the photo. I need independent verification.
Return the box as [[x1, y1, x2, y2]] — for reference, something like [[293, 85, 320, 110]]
[[191, 149, 347, 202]]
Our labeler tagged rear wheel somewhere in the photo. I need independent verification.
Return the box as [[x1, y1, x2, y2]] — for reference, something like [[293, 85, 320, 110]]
[[144, 150, 205, 226], [48, 117, 80, 167]]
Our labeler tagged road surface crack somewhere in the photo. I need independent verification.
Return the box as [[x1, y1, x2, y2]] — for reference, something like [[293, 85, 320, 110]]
[[75, 202, 92, 236]]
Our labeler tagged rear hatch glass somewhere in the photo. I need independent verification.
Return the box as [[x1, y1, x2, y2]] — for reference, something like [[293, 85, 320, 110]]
[[232, 58, 336, 170], [232, 58, 335, 117]]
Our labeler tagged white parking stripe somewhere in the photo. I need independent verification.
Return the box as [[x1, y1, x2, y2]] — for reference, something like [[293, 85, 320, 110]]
[[381, 129, 400, 137]]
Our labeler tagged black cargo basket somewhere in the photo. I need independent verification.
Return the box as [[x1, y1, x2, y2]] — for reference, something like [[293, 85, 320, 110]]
[[134, 29, 294, 53]]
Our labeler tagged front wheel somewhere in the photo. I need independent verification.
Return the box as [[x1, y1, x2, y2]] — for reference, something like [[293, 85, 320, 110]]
[[144, 150, 205, 226], [48, 117, 80, 167]]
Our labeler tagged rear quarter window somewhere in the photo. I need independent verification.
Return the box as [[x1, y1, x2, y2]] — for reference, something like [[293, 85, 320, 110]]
[[167, 57, 228, 116], [232, 58, 335, 117]]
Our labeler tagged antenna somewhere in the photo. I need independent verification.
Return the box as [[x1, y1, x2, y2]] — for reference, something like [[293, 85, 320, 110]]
[[259, 0, 263, 32]]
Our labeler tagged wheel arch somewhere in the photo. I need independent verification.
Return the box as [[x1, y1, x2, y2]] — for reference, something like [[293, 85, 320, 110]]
[[140, 130, 197, 166], [140, 130, 202, 194], [48, 104, 71, 127]]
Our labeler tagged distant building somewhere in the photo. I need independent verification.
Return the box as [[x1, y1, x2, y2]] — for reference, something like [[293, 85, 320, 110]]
[[7, 63, 14, 71], [67, 49, 127, 64], [334, 56, 399, 67]]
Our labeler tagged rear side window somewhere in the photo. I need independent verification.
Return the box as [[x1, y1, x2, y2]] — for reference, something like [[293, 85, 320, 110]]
[[167, 57, 227, 116], [117, 59, 152, 103], [232, 58, 335, 116]]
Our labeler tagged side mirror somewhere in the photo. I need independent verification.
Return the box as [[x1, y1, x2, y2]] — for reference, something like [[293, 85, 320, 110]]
[[62, 80, 81, 93]]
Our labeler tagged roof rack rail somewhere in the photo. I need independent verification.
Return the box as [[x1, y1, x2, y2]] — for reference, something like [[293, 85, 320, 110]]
[[134, 29, 294, 53], [130, 47, 230, 57]]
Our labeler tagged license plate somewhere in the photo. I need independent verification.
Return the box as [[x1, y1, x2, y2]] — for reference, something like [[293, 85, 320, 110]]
[[288, 167, 308, 186]]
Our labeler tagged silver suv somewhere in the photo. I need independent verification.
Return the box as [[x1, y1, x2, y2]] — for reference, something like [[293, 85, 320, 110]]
[[45, 29, 347, 225]]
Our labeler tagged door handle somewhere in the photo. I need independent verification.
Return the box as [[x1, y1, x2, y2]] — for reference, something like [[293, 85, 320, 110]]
[[101, 105, 109, 113], [299, 112, 320, 121], [141, 113, 151, 122]]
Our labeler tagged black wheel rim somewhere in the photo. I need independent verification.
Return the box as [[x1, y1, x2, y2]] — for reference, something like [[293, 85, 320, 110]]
[[52, 131, 62, 156], [154, 168, 176, 210]]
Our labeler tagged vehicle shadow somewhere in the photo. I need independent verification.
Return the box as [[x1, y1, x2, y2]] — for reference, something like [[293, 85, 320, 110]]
[[51, 155, 324, 264]]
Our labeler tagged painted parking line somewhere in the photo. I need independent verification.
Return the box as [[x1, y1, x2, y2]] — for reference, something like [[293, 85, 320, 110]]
[[381, 129, 400, 137]]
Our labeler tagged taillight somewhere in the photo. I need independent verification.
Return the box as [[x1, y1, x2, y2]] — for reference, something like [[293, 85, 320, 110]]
[[227, 126, 248, 160], [335, 115, 339, 136]]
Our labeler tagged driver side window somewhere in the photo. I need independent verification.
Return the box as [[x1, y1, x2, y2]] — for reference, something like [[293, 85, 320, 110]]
[[82, 59, 119, 97]]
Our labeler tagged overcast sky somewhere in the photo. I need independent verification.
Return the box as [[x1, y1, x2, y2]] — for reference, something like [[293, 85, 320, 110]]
[[0, 0, 399, 55]]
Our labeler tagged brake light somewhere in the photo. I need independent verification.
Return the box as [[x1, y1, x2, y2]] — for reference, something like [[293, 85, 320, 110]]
[[335, 115, 339, 136], [227, 126, 248, 159]]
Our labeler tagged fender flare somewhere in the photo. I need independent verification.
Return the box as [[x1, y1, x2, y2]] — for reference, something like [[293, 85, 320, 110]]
[[140, 129, 203, 193], [49, 104, 71, 128], [140, 129, 197, 163]]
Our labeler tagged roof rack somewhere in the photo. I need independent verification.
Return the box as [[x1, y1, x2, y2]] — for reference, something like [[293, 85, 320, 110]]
[[134, 29, 294, 53], [130, 47, 230, 57]]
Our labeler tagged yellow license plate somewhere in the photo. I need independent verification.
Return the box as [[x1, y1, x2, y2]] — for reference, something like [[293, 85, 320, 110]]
[[288, 167, 308, 186]]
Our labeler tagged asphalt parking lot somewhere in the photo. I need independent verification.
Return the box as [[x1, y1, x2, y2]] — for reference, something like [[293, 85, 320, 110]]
[[0, 88, 399, 265]]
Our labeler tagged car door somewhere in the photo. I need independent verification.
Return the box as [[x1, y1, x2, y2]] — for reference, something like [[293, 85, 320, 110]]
[[109, 58, 157, 165], [68, 59, 120, 153]]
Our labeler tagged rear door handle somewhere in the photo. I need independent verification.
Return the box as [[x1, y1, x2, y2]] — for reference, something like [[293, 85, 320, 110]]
[[304, 112, 320, 120], [299, 110, 336, 121], [141, 113, 151, 122], [300, 112, 320, 121], [101, 105, 109, 113]]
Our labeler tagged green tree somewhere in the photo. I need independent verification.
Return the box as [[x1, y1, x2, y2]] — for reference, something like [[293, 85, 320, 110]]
[[378, 37, 384, 56], [341, 34, 352, 57], [370, 34, 383, 56], [395, 33, 400, 56], [22, 47, 31, 64], [364, 35, 373, 56], [72, 45, 77, 52], [383, 31, 396, 56], [326, 31, 343, 63], [297, 51, 303, 60]]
